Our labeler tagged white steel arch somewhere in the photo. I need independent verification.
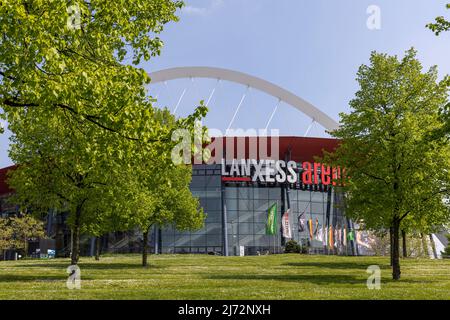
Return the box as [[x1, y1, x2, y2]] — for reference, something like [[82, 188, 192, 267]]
[[148, 66, 339, 131]]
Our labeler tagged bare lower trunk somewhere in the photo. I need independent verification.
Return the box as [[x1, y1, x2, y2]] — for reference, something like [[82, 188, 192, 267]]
[[142, 227, 150, 267], [389, 227, 393, 266], [392, 219, 401, 280], [95, 236, 101, 261], [420, 233, 429, 257], [402, 230, 407, 258], [23, 238, 28, 258], [429, 234, 437, 259], [70, 204, 83, 265]]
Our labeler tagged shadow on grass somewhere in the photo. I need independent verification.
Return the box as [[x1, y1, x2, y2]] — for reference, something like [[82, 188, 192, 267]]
[[206, 273, 433, 285], [206, 273, 363, 285], [13, 262, 163, 270], [0, 274, 68, 282], [283, 261, 391, 270]]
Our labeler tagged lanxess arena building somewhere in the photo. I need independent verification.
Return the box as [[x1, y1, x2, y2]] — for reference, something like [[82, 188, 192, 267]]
[[0, 67, 362, 257]]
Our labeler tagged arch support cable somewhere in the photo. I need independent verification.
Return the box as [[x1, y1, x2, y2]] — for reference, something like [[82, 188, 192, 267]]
[[304, 118, 316, 137], [173, 87, 187, 114], [226, 85, 250, 132], [206, 79, 220, 106], [264, 98, 281, 132]]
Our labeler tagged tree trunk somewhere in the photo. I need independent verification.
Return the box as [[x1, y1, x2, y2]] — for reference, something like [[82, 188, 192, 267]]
[[70, 205, 83, 265], [142, 227, 150, 267], [23, 237, 28, 258], [95, 236, 101, 261], [429, 234, 438, 259], [389, 227, 393, 266], [392, 219, 401, 280], [420, 233, 429, 257], [402, 230, 407, 258]]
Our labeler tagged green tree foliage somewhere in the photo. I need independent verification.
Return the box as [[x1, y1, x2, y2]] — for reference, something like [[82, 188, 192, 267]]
[[324, 49, 450, 280], [6, 102, 207, 265], [284, 240, 301, 254], [427, 4, 450, 138], [1, 0, 209, 265], [442, 234, 450, 257], [0, 215, 45, 257], [0, 0, 184, 137], [427, 3, 450, 35], [0, 217, 14, 254], [118, 110, 206, 266]]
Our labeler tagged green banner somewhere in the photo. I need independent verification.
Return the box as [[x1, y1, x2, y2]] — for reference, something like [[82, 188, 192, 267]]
[[266, 202, 278, 235], [347, 230, 355, 241]]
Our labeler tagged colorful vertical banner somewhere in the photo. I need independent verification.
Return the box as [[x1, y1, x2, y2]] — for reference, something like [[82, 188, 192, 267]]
[[308, 219, 313, 239], [347, 230, 355, 242], [298, 213, 305, 232], [314, 218, 319, 236], [282, 209, 292, 239], [328, 226, 334, 248], [316, 225, 324, 242], [266, 202, 278, 235]]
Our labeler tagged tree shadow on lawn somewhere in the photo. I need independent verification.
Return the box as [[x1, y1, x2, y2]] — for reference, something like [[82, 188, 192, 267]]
[[13, 262, 163, 270], [206, 273, 363, 285], [283, 261, 391, 270], [206, 273, 433, 285], [0, 274, 85, 282]]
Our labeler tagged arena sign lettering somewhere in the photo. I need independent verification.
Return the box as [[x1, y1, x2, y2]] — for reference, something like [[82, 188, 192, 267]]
[[221, 159, 342, 185]]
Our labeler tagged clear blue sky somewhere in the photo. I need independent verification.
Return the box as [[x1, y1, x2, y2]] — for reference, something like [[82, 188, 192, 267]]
[[1, 0, 450, 168]]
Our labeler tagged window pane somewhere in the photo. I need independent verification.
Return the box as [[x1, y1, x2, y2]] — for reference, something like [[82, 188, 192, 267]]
[[206, 198, 221, 211], [238, 198, 253, 211], [237, 187, 252, 199], [205, 210, 222, 223], [238, 234, 254, 246], [206, 234, 221, 246], [254, 188, 268, 200], [227, 210, 238, 223], [238, 211, 253, 223], [268, 187, 280, 200], [254, 211, 267, 222], [225, 199, 238, 211], [225, 187, 238, 199], [206, 176, 221, 187], [311, 192, 323, 203], [175, 234, 191, 247], [206, 223, 221, 234], [311, 202, 324, 215], [254, 198, 270, 212], [238, 222, 253, 235], [191, 235, 206, 246], [254, 223, 267, 235], [298, 191, 311, 201]]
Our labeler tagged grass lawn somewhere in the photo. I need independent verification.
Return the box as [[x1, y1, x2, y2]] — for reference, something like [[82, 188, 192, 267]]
[[0, 254, 449, 300]]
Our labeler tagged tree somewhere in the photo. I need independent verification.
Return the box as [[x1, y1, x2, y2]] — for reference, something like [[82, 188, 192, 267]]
[[7, 103, 206, 265], [10, 215, 45, 256], [284, 240, 301, 254], [0, 217, 14, 259], [127, 165, 205, 267], [427, 4, 450, 35], [121, 111, 206, 267], [1, 1, 209, 265], [324, 49, 450, 280], [0, 214, 45, 258]]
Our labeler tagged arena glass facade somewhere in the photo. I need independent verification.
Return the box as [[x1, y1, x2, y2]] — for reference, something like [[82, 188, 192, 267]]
[[0, 136, 360, 258], [157, 136, 357, 256]]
